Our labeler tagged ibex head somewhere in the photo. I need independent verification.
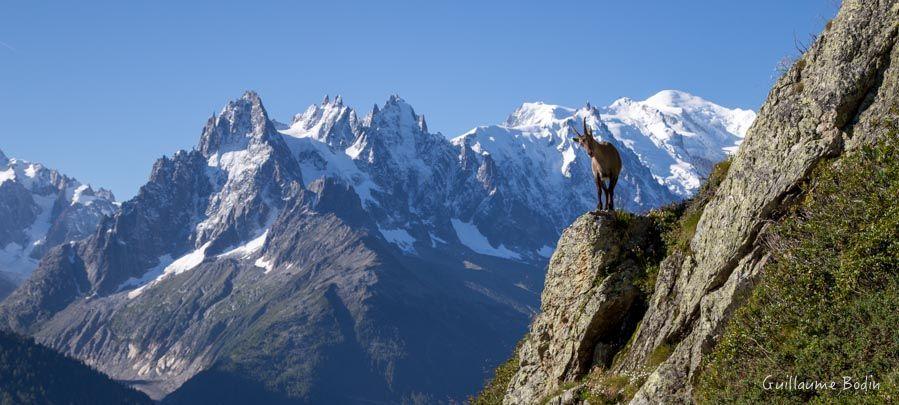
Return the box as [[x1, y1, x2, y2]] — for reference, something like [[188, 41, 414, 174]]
[[571, 117, 594, 156]]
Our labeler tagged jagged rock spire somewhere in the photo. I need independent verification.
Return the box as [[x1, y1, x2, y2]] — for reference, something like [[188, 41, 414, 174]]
[[364, 94, 427, 135], [418, 114, 428, 133], [198, 90, 274, 157], [283, 94, 360, 149]]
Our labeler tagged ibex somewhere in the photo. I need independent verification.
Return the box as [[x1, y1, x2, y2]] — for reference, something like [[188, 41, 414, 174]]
[[571, 117, 622, 211]]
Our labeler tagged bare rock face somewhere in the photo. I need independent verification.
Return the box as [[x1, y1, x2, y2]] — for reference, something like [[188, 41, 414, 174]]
[[613, 1, 899, 403], [503, 214, 657, 404]]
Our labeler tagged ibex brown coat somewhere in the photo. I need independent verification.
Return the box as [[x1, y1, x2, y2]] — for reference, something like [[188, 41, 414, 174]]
[[572, 117, 622, 211]]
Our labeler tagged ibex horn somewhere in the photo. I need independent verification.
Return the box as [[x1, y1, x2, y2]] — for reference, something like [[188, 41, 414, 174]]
[[583, 117, 591, 137]]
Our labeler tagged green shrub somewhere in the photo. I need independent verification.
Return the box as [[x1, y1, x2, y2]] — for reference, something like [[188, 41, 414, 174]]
[[696, 131, 899, 403]]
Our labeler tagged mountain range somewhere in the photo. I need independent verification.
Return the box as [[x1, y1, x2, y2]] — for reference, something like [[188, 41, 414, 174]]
[[0, 151, 116, 297], [0, 89, 753, 402]]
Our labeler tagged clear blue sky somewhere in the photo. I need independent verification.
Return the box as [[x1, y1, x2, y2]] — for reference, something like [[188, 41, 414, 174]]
[[0, 0, 838, 199]]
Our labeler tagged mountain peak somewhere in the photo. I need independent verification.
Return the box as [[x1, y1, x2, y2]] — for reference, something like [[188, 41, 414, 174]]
[[418, 114, 428, 133], [348, 95, 432, 166], [282, 95, 358, 148], [609, 97, 634, 109], [642, 90, 710, 110], [199, 91, 274, 156], [222, 90, 270, 126], [504, 102, 575, 128], [370, 95, 423, 131], [241, 90, 263, 104], [577, 101, 602, 117], [320, 94, 344, 106]]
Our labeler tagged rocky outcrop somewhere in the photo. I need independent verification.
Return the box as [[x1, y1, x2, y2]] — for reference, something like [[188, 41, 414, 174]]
[[501, 1, 899, 403], [504, 213, 660, 404]]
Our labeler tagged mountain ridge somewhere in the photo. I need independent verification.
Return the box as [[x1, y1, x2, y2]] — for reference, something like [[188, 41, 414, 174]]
[[0, 151, 117, 297]]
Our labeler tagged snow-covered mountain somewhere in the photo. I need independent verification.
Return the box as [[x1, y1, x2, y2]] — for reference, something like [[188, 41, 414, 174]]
[[603, 90, 756, 196], [280, 91, 751, 260], [0, 90, 753, 403], [452, 101, 676, 241], [0, 150, 116, 291], [282, 95, 359, 148], [279, 90, 753, 262]]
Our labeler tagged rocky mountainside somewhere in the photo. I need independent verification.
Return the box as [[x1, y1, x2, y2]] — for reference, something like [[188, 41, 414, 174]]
[[0, 89, 751, 402], [494, 1, 899, 403], [0, 150, 116, 297]]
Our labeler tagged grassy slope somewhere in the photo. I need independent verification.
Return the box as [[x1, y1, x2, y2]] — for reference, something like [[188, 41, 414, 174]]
[[696, 131, 899, 402]]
